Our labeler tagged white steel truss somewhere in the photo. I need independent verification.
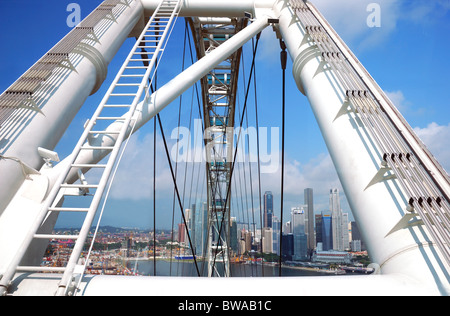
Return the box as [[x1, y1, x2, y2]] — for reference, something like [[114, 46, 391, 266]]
[[189, 17, 248, 277]]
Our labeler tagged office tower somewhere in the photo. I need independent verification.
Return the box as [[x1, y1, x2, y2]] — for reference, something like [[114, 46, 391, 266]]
[[189, 205, 196, 253], [321, 212, 333, 251], [263, 191, 273, 228], [230, 217, 238, 254], [283, 221, 291, 235], [291, 207, 308, 260], [272, 215, 281, 255], [329, 189, 350, 251], [315, 214, 323, 246], [342, 212, 349, 251], [244, 230, 252, 253], [351, 221, 366, 251], [178, 223, 186, 244], [304, 188, 315, 252], [262, 227, 273, 253], [281, 234, 294, 261], [330, 188, 344, 251]]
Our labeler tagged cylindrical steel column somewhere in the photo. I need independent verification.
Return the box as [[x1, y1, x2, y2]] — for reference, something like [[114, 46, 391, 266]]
[[0, 0, 145, 216], [274, 0, 449, 294]]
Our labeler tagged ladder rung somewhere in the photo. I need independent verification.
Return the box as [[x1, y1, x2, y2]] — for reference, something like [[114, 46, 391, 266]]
[[103, 104, 131, 108], [96, 116, 127, 120], [110, 93, 137, 96], [17, 266, 66, 273], [89, 131, 121, 134], [130, 59, 152, 62], [48, 207, 90, 212], [124, 66, 148, 69], [71, 163, 107, 168], [60, 183, 100, 188], [34, 234, 79, 240], [80, 146, 114, 150], [137, 46, 158, 49], [133, 52, 156, 55], [115, 83, 142, 86], [121, 74, 145, 77]]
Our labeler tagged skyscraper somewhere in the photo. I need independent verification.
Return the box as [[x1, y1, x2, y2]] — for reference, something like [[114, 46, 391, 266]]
[[230, 217, 238, 254], [321, 212, 333, 251], [315, 214, 323, 246], [264, 191, 273, 228], [330, 188, 343, 251], [272, 215, 281, 255], [304, 188, 315, 252], [291, 207, 308, 261], [329, 188, 349, 251]]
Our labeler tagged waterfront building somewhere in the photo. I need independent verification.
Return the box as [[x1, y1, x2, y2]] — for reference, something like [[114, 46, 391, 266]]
[[312, 250, 352, 264], [350, 240, 362, 252]]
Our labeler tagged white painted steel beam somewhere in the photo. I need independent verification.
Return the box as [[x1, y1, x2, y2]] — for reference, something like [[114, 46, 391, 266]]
[[141, 0, 277, 18], [7, 273, 441, 296]]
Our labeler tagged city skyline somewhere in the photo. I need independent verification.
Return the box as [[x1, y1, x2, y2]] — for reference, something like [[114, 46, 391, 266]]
[[0, 0, 448, 232]]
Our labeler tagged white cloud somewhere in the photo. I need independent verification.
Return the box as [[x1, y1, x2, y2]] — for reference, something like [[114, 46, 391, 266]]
[[414, 122, 450, 172], [108, 132, 174, 200], [385, 90, 407, 112], [310, 0, 400, 50]]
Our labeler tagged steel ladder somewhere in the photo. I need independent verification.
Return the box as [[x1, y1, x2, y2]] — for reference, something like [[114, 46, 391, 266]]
[[0, 0, 181, 296]]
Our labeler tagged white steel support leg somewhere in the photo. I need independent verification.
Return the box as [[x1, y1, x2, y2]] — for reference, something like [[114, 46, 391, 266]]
[[274, 0, 449, 295]]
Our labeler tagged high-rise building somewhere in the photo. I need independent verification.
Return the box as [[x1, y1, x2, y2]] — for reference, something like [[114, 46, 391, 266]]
[[263, 191, 273, 228], [291, 207, 308, 261], [262, 227, 273, 253], [315, 214, 323, 245], [230, 217, 238, 254], [321, 212, 333, 251], [350, 221, 366, 251], [330, 188, 343, 251], [342, 212, 349, 251], [178, 223, 186, 244], [272, 215, 281, 255], [304, 188, 315, 252], [281, 233, 294, 261], [329, 189, 350, 251]]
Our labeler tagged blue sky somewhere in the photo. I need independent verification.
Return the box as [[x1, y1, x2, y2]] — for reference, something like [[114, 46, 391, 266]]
[[0, 0, 449, 230]]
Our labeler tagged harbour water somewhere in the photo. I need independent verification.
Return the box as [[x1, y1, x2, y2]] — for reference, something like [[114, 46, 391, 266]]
[[127, 259, 341, 277]]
